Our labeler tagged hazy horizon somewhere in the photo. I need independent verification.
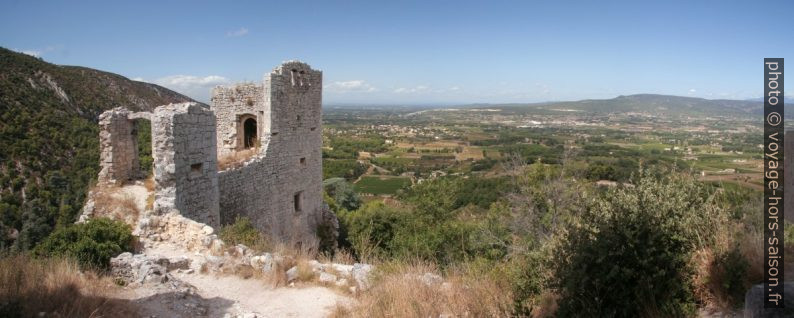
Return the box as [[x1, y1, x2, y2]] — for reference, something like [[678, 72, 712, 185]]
[[2, 0, 791, 104]]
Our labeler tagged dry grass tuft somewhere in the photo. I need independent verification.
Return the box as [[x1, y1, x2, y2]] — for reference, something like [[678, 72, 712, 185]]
[[318, 248, 356, 265], [0, 254, 137, 317], [341, 261, 513, 317], [143, 175, 155, 192], [295, 259, 316, 282], [691, 227, 772, 312], [218, 147, 259, 171], [263, 258, 293, 287], [89, 185, 140, 226]]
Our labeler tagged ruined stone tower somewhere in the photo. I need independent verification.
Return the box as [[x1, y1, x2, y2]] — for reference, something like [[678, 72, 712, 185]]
[[212, 61, 323, 245], [151, 103, 220, 228], [94, 61, 325, 248]]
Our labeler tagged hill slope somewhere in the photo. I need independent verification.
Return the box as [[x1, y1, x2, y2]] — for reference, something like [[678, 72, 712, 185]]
[[0, 47, 197, 250]]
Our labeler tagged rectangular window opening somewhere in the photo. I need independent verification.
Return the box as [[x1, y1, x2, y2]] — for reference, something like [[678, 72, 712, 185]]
[[294, 192, 303, 212], [300, 157, 306, 165], [190, 163, 203, 179]]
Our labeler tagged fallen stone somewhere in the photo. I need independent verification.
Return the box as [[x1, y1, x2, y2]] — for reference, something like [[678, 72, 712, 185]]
[[286, 266, 298, 282], [330, 263, 353, 277], [420, 273, 443, 286], [318, 272, 337, 284], [352, 263, 374, 290]]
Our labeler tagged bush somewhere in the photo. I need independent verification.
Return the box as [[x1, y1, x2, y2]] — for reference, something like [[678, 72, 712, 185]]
[[323, 178, 361, 211], [552, 173, 720, 317], [340, 201, 405, 261], [341, 197, 510, 265], [710, 246, 750, 307], [219, 216, 270, 253], [34, 217, 134, 269]]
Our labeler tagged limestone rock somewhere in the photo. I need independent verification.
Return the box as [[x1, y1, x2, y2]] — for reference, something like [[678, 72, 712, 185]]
[[318, 272, 337, 284], [352, 263, 374, 290], [286, 266, 298, 282]]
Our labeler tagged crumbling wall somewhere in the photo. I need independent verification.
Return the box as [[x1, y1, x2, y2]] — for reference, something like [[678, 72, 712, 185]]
[[210, 83, 265, 156], [216, 61, 323, 246], [97, 107, 140, 184], [152, 103, 220, 227]]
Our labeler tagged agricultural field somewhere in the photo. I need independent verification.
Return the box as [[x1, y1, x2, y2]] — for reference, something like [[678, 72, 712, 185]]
[[322, 105, 763, 197], [353, 175, 413, 195]]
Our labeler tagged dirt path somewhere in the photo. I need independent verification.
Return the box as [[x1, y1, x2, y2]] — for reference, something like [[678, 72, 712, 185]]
[[183, 274, 347, 318], [113, 241, 352, 317]]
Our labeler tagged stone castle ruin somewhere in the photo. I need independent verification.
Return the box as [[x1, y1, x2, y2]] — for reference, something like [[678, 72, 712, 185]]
[[94, 61, 329, 247]]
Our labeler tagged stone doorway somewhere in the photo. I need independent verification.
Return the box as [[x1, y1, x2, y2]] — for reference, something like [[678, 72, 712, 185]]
[[243, 117, 257, 149]]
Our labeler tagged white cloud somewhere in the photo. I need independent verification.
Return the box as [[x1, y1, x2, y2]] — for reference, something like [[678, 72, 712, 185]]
[[226, 27, 249, 37], [139, 75, 230, 102], [154, 75, 229, 87], [449, 86, 460, 91], [325, 80, 377, 93], [394, 85, 429, 93]]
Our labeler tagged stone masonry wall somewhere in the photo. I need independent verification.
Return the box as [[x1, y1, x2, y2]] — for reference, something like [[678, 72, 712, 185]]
[[152, 103, 220, 228], [210, 83, 264, 156], [97, 107, 140, 184], [217, 61, 323, 246]]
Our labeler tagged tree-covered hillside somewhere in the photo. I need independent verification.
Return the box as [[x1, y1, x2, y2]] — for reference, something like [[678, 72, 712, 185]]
[[0, 47, 197, 250]]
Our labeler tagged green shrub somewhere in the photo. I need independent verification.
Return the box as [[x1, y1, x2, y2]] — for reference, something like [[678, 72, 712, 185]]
[[34, 218, 134, 269], [219, 216, 269, 253], [341, 197, 510, 265], [552, 173, 720, 317], [509, 250, 548, 316], [341, 201, 404, 260], [323, 178, 361, 211]]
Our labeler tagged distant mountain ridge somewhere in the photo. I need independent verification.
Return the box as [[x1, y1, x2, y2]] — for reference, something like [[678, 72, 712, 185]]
[[0, 47, 198, 250], [480, 94, 765, 117]]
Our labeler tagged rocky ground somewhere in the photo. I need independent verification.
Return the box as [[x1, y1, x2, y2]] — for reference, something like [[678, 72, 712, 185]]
[[82, 183, 365, 318], [108, 241, 358, 318]]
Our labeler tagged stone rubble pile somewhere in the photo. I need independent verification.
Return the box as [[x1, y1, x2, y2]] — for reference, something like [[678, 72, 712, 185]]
[[111, 210, 377, 293], [110, 252, 192, 285], [135, 212, 225, 254]]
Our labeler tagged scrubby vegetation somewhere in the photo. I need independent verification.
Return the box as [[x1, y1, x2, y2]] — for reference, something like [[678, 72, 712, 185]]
[[219, 216, 271, 254], [323, 159, 367, 181], [325, 160, 770, 317], [33, 217, 134, 269], [0, 47, 193, 254]]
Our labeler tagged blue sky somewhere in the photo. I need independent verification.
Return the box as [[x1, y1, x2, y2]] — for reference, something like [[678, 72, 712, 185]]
[[1, 0, 791, 104]]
